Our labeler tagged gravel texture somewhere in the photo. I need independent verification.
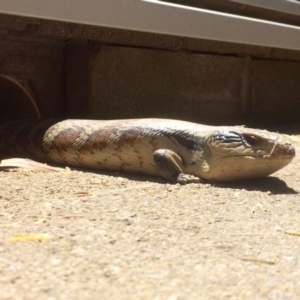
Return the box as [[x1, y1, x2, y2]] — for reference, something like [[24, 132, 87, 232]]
[[1, 139, 300, 300]]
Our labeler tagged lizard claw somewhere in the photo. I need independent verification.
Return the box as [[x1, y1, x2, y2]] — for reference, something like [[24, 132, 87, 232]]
[[176, 173, 203, 184]]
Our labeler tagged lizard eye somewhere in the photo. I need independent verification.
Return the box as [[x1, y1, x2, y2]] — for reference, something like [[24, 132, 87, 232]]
[[243, 135, 261, 146]]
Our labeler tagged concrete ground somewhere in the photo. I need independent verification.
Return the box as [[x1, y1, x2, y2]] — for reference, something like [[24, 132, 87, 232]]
[[0, 138, 300, 300]]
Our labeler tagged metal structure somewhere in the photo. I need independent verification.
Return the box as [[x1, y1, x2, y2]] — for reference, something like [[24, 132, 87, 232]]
[[0, 0, 299, 51], [232, 0, 300, 16]]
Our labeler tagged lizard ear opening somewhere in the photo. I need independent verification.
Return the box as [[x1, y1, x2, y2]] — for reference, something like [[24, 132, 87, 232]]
[[0, 74, 41, 123]]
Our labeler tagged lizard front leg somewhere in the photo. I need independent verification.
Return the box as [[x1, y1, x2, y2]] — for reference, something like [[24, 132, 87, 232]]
[[153, 149, 203, 184]]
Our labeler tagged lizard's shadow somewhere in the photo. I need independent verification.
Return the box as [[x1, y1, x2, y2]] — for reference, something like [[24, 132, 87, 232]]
[[214, 177, 297, 194], [108, 172, 297, 194], [64, 165, 298, 195], [94, 169, 297, 194]]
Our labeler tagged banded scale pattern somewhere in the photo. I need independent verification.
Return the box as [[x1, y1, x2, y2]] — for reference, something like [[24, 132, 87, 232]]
[[0, 118, 295, 183], [0, 119, 207, 176]]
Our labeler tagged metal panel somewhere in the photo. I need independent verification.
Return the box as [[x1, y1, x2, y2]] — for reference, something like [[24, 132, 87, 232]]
[[232, 0, 300, 16], [0, 0, 300, 50]]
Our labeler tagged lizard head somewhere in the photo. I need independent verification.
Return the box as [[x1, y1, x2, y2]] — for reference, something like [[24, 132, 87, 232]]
[[203, 127, 295, 181]]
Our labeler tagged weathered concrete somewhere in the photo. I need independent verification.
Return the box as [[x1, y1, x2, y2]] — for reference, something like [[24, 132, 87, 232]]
[[66, 44, 247, 125], [0, 14, 299, 126], [251, 59, 300, 126]]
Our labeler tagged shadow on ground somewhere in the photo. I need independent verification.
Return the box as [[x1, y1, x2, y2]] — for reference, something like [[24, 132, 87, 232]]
[[79, 166, 298, 195], [215, 177, 297, 194]]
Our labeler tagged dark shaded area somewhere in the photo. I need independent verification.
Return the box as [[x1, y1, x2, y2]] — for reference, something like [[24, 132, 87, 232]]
[[0, 75, 40, 122], [215, 177, 297, 194], [46, 163, 298, 195], [266, 123, 300, 135]]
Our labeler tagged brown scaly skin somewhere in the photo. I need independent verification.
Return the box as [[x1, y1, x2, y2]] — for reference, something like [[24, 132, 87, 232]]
[[0, 118, 296, 184]]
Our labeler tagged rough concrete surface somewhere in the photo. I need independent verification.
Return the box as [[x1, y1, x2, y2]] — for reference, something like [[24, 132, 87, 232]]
[[1, 36, 300, 126], [66, 44, 300, 126], [0, 138, 300, 299], [66, 45, 246, 124], [252, 60, 300, 125]]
